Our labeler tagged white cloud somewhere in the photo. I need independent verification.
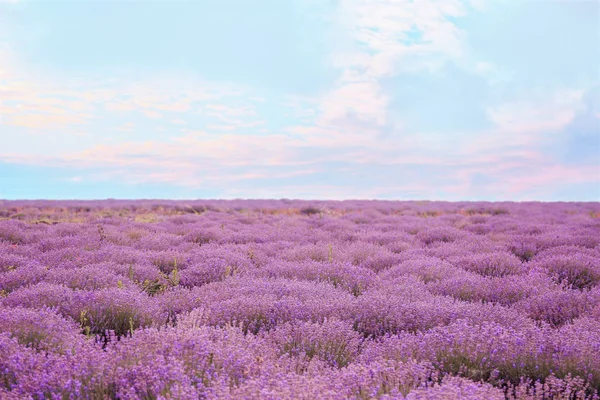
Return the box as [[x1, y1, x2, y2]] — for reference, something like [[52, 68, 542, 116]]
[[308, 0, 475, 133], [486, 88, 585, 135]]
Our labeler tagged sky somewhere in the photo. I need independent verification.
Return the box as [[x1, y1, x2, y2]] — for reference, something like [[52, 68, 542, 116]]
[[0, 0, 598, 201]]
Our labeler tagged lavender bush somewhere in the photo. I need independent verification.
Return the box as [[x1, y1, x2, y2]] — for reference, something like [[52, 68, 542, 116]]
[[0, 200, 599, 399]]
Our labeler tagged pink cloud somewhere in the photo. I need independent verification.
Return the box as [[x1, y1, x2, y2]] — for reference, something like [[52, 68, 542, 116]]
[[142, 110, 163, 119], [204, 104, 257, 118], [504, 165, 599, 195], [0, 47, 257, 135], [6, 113, 91, 129]]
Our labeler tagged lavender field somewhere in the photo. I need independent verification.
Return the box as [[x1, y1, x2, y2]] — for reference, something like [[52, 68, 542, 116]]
[[1, 200, 599, 399]]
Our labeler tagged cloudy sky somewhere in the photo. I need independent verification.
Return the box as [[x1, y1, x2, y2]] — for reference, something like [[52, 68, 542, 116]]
[[0, 0, 598, 200]]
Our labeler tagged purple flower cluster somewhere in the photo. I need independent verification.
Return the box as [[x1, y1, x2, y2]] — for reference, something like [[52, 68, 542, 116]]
[[0, 200, 599, 399]]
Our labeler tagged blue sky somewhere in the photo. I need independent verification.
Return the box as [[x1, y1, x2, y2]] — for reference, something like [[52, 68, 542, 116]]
[[0, 0, 598, 201]]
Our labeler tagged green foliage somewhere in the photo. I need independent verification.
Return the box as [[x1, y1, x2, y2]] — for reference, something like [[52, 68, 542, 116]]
[[141, 260, 180, 296]]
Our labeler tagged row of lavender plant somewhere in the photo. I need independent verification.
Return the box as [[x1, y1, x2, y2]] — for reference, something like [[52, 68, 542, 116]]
[[0, 200, 599, 399]]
